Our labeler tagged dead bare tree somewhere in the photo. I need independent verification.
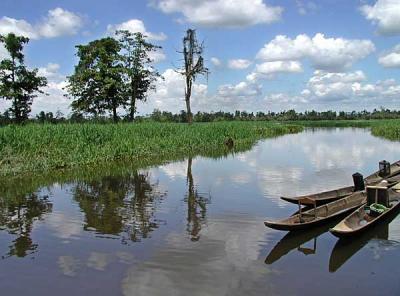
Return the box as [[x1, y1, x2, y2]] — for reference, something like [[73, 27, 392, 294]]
[[178, 29, 208, 124]]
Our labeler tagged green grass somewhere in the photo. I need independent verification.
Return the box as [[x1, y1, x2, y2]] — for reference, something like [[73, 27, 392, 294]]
[[285, 119, 390, 128], [0, 121, 303, 176], [371, 121, 400, 141], [290, 119, 400, 142]]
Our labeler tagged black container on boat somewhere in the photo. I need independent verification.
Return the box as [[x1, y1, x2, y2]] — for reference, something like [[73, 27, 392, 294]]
[[352, 172, 365, 191], [379, 160, 391, 177]]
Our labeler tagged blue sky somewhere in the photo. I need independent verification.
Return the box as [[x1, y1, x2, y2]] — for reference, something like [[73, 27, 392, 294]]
[[0, 0, 400, 116]]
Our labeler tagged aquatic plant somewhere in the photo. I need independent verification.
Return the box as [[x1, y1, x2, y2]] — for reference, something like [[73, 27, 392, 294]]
[[0, 121, 302, 176]]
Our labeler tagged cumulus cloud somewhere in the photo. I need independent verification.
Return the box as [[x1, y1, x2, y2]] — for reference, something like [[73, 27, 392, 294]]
[[379, 44, 400, 68], [106, 19, 167, 63], [107, 19, 167, 41], [211, 57, 222, 67], [0, 17, 38, 38], [0, 63, 70, 116], [305, 70, 367, 101], [0, 8, 83, 39], [0, 44, 8, 60], [151, 0, 283, 28], [138, 68, 208, 114], [254, 61, 302, 77], [361, 0, 400, 35], [139, 68, 265, 113], [263, 70, 400, 110], [256, 33, 375, 72], [31, 63, 70, 116], [218, 81, 262, 98], [148, 49, 167, 63], [198, 79, 263, 111], [228, 59, 252, 70], [37, 8, 84, 38]]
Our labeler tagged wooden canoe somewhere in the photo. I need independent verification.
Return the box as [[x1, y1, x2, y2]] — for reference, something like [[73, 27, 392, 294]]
[[328, 208, 399, 273], [364, 160, 400, 184], [330, 189, 400, 238], [280, 186, 354, 205], [265, 191, 367, 231], [280, 160, 400, 205]]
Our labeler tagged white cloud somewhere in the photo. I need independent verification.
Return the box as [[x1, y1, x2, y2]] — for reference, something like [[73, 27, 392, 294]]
[[0, 17, 38, 39], [256, 33, 375, 72], [228, 59, 252, 70], [361, 0, 400, 35], [306, 70, 367, 101], [379, 44, 400, 68], [107, 19, 167, 41], [148, 49, 167, 63], [262, 70, 400, 110], [211, 57, 222, 67], [37, 8, 83, 38], [296, 1, 317, 15], [31, 63, 70, 116], [0, 8, 83, 39], [254, 61, 302, 77], [198, 79, 263, 111], [218, 81, 261, 98], [265, 92, 308, 105], [0, 63, 70, 116], [138, 68, 209, 114], [0, 44, 8, 60], [152, 0, 283, 28], [139, 68, 265, 113], [107, 19, 167, 64]]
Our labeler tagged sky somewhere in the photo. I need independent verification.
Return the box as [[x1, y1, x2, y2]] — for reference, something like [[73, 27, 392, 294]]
[[0, 0, 400, 116]]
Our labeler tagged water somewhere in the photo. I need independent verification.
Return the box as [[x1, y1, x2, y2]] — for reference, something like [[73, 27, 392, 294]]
[[1, 128, 400, 295]]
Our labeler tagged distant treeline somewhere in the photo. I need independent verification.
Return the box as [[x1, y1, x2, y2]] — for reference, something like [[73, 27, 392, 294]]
[[1, 108, 400, 125]]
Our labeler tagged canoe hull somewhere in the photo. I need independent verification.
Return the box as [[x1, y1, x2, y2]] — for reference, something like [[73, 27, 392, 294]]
[[330, 194, 400, 238], [280, 186, 354, 205], [265, 191, 367, 231], [280, 160, 400, 206], [264, 205, 361, 231]]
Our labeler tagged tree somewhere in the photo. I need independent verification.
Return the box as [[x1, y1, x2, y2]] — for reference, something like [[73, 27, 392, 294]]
[[117, 30, 161, 122], [66, 37, 124, 122], [179, 29, 208, 124], [0, 33, 47, 123]]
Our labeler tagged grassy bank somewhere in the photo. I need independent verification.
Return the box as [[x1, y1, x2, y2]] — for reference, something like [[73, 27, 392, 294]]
[[371, 121, 400, 141], [0, 121, 302, 176], [291, 119, 400, 142], [286, 119, 396, 128]]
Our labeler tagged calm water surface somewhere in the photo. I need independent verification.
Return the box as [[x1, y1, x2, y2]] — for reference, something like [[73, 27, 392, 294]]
[[1, 128, 400, 295]]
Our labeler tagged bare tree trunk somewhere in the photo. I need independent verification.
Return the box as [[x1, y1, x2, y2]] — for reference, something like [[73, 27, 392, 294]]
[[129, 79, 136, 122], [185, 78, 193, 124], [130, 97, 136, 122], [181, 29, 207, 125], [112, 105, 118, 123]]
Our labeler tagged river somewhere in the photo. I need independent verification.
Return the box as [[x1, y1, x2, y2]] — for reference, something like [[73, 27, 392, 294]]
[[1, 128, 400, 295]]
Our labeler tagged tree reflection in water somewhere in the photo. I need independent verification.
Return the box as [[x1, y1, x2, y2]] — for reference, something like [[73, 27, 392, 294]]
[[185, 157, 211, 241], [72, 171, 166, 243], [0, 193, 53, 259]]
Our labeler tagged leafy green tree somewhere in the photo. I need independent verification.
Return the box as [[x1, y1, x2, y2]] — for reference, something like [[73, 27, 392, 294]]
[[117, 30, 161, 122], [0, 33, 47, 123], [66, 37, 124, 122]]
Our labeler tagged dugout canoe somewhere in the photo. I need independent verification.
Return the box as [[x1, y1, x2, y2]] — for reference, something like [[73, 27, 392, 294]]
[[265, 191, 367, 231], [328, 208, 398, 273], [280, 186, 354, 205], [280, 160, 400, 205], [330, 188, 400, 238]]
